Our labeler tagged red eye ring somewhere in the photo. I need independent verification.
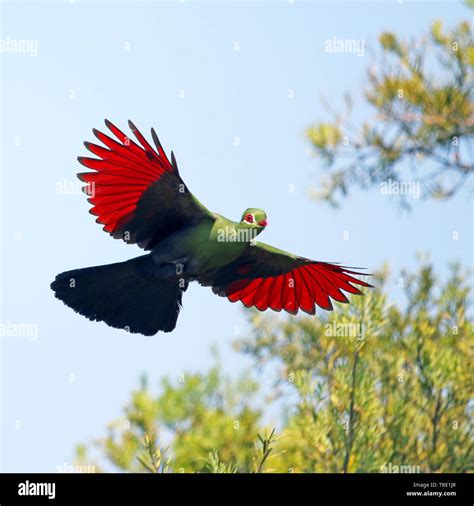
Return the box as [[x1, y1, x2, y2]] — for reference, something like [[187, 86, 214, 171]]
[[245, 214, 254, 223]]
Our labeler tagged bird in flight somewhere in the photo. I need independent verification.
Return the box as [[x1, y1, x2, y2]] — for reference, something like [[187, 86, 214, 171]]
[[51, 120, 371, 335]]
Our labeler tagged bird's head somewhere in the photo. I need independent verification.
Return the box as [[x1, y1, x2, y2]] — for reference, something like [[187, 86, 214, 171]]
[[240, 208, 268, 234]]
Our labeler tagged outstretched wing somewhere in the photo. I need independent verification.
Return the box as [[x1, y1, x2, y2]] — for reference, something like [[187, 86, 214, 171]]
[[77, 120, 214, 250], [198, 242, 372, 314]]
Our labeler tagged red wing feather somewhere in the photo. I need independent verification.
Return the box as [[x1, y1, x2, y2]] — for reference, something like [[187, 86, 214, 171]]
[[268, 275, 284, 312], [293, 268, 316, 314], [223, 262, 371, 315], [282, 273, 298, 315], [241, 279, 263, 307], [253, 277, 275, 311], [77, 120, 174, 235]]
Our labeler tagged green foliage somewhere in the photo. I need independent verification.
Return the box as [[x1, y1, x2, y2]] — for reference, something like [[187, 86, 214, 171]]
[[237, 262, 473, 473], [307, 19, 474, 207], [75, 261, 473, 473], [253, 428, 279, 473], [66, 9, 472, 477], [203, 450, 238, 473], [136, 433, 170, 473], [75, 365, 265, 473]]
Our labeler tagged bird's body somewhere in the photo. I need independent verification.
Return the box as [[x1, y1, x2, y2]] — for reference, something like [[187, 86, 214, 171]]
[[151, 214, 250, 278], [51, 120, 371, 335]]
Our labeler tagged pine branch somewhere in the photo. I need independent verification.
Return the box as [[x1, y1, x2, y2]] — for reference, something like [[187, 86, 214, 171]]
[[254, 428, 278, 473]]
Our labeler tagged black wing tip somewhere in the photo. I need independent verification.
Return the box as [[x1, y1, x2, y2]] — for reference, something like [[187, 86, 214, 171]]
[[151, 128, 163, 150], [319, 303, 334, 312], [77, 156, 87, 167], [337, 264, 372, 273], [346, 267, 371, 272], [170, 150, 179, 174], [128, 119, 137, 131]]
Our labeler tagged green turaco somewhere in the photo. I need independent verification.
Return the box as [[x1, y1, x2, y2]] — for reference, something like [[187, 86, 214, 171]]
[[51, 120, 371, 335]]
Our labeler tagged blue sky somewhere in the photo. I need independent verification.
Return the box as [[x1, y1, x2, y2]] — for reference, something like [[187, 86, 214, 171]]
[[1, 0, 472, 472]]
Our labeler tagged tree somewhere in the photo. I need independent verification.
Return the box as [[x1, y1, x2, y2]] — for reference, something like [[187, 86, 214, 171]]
[[75, 363, 277, 473], [237, 261, 472, 473], [75, 260, 473, 473], [306, 17, 473, 208], [74, 14, 472, 475]]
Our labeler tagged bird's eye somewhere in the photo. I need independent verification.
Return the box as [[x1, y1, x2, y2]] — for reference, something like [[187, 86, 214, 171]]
[[245, 214, 254, 223]]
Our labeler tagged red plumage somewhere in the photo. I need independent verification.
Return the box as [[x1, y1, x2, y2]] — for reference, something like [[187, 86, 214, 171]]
[[77, 120, 173, 233], [224, 262, 371, 315]]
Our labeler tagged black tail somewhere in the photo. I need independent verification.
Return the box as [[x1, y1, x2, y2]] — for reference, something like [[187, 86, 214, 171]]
[[51, 255, 187, 335]]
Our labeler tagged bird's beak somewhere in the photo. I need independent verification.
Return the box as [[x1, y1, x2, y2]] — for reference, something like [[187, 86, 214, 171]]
[[258, 219, 268, 227]]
